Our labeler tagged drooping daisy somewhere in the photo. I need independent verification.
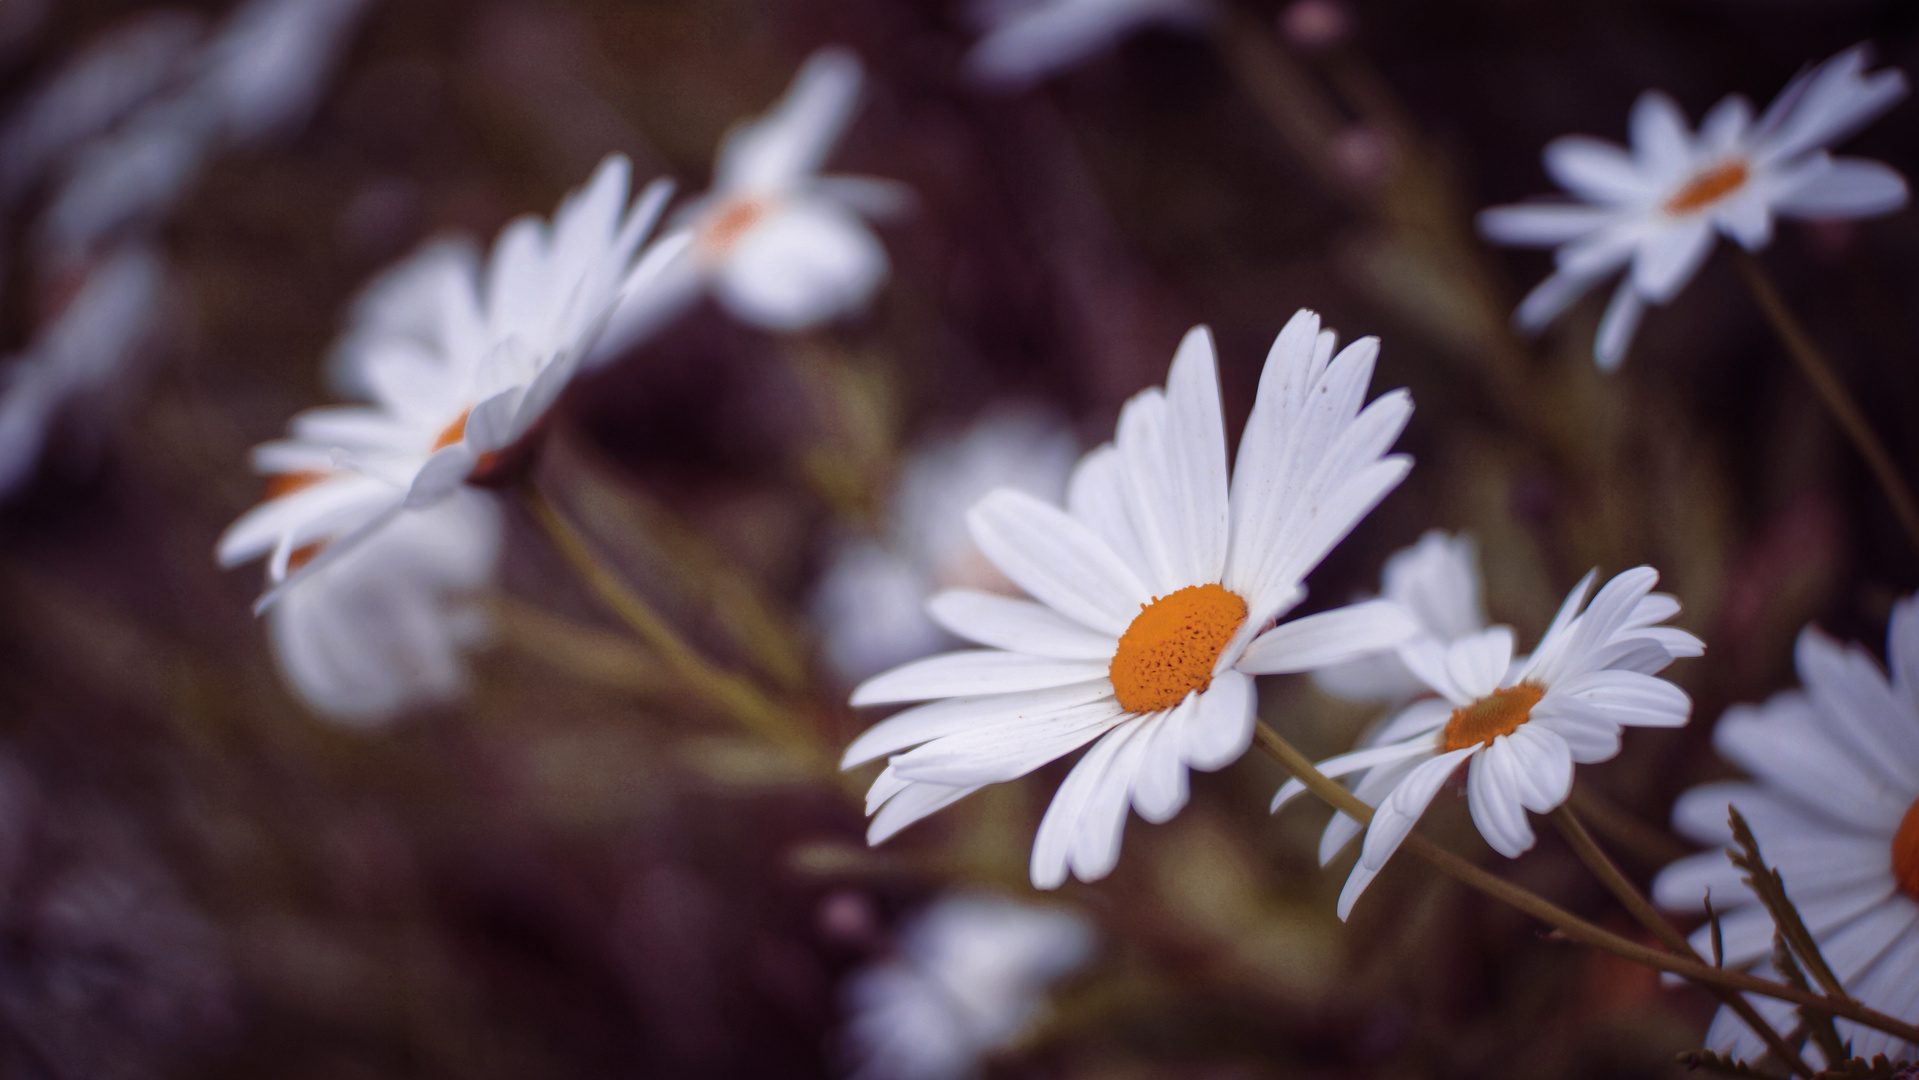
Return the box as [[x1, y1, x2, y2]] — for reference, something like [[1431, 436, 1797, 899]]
[[217, 155, 681, 605], [1275, 567, 1702, 918], [844, 310, 1418, 889], [1313, 529, 1488, 704], [813, 404, 1079, 683], [265, 488, 502, 727], [841, 892, 1095, 1080], [1479, 45, 1908, 370], [602, 47, 909, 350], [1653, 597, 1919, 1066], [962, 0, 1212, 92]]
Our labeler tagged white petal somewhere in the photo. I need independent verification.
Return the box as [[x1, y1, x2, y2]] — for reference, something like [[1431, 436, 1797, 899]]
[[1237, 599, 1419, 675], [1466, 743, 1536, 857], [1340, 747, 1474, 919], [1775, 155, 1910, 219], [1630, 91, 1694, 179], [924, 589, 1117, 660], [1159, 325, 1231, 586], [841, 679, 1114, 768], [1029, 718, 1145, 889], [716, 200, 887, 330], [1546, 669, 1692, 731], [888, 698, 1128, 786], [715, 47, 862, 192], [1477, 202, 1619, 247], [1592, 277, 1645, 372], [1130, 703, 1192, 824], [1444, 627, 1516, 700], [1502, 723, 1573, 814], [850, 649, 1111, 706], [968, 489, 1150, 637], [1543, 135, 1654, 203], [1630, 218, 1714, 304], [1181, 669, 1255, 771], [1065, 444, 1153, 584], [867, 777, 983, 844]]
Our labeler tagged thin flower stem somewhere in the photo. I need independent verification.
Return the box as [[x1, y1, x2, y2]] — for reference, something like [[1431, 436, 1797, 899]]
[[519, 480, 825, 766], [1735, 250, 1919, 558], [1551, 806, 1813, 1078], [1251, 722, 1919, 1046]]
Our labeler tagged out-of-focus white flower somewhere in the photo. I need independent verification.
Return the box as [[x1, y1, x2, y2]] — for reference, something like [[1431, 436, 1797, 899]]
[[603, 47, 908, 350], [193, 0, 373, 143], [218, 156, 681, 608], [1654, 597, 1919, 1067], [842, 892, 1095, 1080], [0, 245, 166, 497], [1313, 530, 1487, 703], [845, 311, 1417, 889], [963, 0, 1212, 91], [1275, 568, 1701, 919], [1479, 45, 1908, 370], [813, 405, 1079, 683], [268, 488, 502, 726]]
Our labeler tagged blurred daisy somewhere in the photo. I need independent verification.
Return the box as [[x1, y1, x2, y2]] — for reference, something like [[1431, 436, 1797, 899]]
[[813, 405, 1079, 683], [1479, 45, 1908, 370], [218, 155, 681, 606], [1654, 597, 1919, 1066], [603, 47, 909, 349], [841, 892, 1094, 1080], [1275, 567, 1701, 919], [1313, 529, 1487, 704], [963, 0, 1212, 92], [845, 310, 1418, 889], [268, 489, 502, 726]]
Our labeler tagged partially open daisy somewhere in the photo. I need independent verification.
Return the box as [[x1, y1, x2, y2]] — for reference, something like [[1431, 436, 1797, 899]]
[[1479, 45, 1908, 370], [1276, 567, 1701, 919], [218, 154, 681, 606], [1313, 530, 1488, 704], [1654, 597, 1919, 1066], [844, 310, 1418, 889]]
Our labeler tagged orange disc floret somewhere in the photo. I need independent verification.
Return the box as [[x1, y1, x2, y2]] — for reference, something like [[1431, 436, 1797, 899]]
[[701, 198, 767, 256], [1440, 684, 1546, 752], [1893, 798, 1919, 900], [1664, 160, 1750, 215], [1109, 584, 1248, 714], [264, 470, 329, 501], [433, 407, 472, 452]]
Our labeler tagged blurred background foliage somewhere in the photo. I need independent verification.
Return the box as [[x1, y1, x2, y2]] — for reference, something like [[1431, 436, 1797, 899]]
[[0, 0, 1917, 1077]]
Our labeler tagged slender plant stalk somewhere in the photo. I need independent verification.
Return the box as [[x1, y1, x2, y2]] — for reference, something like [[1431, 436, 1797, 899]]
[[1252, 722, 1919, 1046], [1551, 806, 1812, 1078], [1735, 250, 1919, 557], [520, 479, 825, 766]]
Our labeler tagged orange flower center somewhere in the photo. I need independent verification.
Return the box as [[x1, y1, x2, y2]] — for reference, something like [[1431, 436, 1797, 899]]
[[1109, 584, 1248, 714], [1892, 799, 1919, 900], [1440, 684, 1546, 752], [700, 198, 767, 256], [433, 408, 471, 452], [1664, 160, 1750, 215], [264, 471, 329, 500], [285, 541, 326, 573]]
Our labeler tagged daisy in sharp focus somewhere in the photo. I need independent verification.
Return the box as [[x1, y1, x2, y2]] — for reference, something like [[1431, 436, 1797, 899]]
[[1313, 529, 1488, 704], [217, 154, 682, 607], [844, 309, 1419, 889], [601, 47, 909, 350], [1275, 567, 1702, 918], [1479, 45, 1908, 370], [962, 0, 1212, 92], [1654, 597, 1919, 1066]]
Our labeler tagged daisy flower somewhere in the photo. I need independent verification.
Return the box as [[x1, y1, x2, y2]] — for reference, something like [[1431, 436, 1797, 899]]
[[1479, 45, 1908, 370], [844, 309, 1418, 889], [1313, 529, 1488, 704], [962, 0, 1212, 92], [605, 47, 909, 348], [1653, 597, 1919, 1066], [267, 488, 502, 726], [841, 892, 1095, 1080], [1275, 567, 1702, 919], [813, 404, 1079, 683], [217, 154, 681, 606]]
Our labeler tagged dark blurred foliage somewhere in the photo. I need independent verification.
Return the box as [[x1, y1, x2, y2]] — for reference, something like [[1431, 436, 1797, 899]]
[[0, 0, 1915, 1077]]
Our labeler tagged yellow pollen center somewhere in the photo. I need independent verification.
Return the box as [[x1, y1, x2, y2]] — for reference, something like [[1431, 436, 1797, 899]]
[[1664, 160, 1750, 215], [1109, 584, 1248, 714], [432, 408, 471, 452], [1440, 684, 1546, 752], [1892, 799, 1919, 901], [701, 199, 767, 256]]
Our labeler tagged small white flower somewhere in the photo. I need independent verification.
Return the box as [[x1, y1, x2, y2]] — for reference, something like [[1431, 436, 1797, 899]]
[[268, 488, 502, 726], [845, 310, 1418, 889], [606, 47, 909, 347], [963, 0, 1212, 91], [1276, 567, 1701, 919], [1654, 597, 1919, 1066], [217, 155, 680, 606], [1313, 529, 1488, 704], [813, 405, 1079, 682], [1479, 45, 1908, 370], [841, 892, 1094, 1080]]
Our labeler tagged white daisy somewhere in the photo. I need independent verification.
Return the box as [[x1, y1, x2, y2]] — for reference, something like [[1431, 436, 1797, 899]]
[[1479, 45, 1908, 370], [1275, 567, 1702, 919], [1313, 529, 1488, 704], [844, 309, 1419, 889], [962, 0, 1212, 92], [1653, 597, 1919, 1066], [604, 47, 909, 349], [267, 488, 502, 727], [813, 404, 1079, 683], [217, 154, 681, 605], [841, 892, 1095, 1080]]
